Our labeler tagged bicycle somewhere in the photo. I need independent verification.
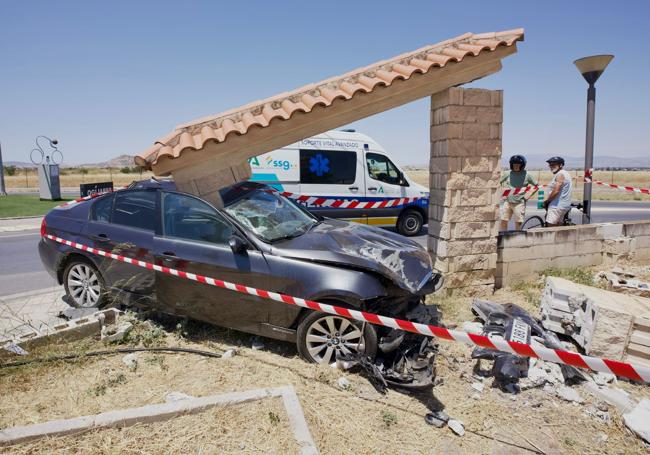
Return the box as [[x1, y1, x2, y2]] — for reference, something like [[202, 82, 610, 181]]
[[521, 202, 589, 230]]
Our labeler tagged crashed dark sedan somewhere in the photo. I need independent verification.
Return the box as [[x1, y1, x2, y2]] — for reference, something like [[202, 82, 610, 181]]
[[39, 179, 443, 372]]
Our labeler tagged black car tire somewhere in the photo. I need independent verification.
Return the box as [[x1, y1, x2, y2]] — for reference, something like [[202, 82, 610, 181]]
[[297, 309, 378, 365], [397, 209, 423, 236], [63, 258, 108, 309]]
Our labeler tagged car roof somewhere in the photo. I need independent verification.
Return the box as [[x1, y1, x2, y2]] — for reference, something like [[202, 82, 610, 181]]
[[128, 178, 270, 206]]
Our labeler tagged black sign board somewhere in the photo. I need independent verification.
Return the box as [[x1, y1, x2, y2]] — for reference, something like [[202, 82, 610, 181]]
[[80, 181, 114, 197]]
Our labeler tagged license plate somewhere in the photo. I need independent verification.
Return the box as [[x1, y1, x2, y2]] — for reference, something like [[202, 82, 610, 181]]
[[509, 318, 530, 344]]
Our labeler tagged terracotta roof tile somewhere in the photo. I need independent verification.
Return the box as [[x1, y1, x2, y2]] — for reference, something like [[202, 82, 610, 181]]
[[136, 28, 523, 170]]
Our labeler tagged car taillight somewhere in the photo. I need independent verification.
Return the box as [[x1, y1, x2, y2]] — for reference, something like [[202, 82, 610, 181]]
[[40, 218, 46, 237]]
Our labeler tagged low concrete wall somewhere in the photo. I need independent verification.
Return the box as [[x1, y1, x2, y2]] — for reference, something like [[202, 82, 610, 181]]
[[496, 220, 650, 288]]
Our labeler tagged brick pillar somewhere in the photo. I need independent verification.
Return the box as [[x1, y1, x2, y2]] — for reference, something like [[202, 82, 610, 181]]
[[428, 87, 503, 295]]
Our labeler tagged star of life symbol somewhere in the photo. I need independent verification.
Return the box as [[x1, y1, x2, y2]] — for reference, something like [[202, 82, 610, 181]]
[[309, 153, 330, 177]]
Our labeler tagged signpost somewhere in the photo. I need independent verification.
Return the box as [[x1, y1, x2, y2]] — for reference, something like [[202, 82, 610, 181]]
[[79, 181, 114, 197]]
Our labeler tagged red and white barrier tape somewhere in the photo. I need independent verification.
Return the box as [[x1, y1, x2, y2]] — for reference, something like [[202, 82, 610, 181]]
[[502, 169, 650, 198], [43, 233, 650, 382], [276, 191, 421, 209]]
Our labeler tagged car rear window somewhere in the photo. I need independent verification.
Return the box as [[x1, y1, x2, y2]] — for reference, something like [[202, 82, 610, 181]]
[[90, 194, 113, 223], [299, 149, 356, 185], [112, 190, 157, 231]]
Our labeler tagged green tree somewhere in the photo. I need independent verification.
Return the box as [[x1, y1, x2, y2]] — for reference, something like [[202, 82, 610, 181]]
[[3, 165, 17, 176]]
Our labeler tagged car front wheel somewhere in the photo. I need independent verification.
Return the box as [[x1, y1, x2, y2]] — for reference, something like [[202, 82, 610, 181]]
[[297, 310, 377, 365], [63, 259, 107, 308]]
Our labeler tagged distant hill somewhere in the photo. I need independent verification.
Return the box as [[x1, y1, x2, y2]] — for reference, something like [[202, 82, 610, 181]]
[[78, 154, 136, 168]]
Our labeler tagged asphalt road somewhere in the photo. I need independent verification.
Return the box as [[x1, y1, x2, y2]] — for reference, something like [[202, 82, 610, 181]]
[[1, 201, 648, 297]]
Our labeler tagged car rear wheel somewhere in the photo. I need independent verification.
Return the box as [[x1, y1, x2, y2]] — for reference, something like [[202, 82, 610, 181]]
[[397, 209, 423, 236], [297, 310, 377, 365], [63, 259, 107, 308]]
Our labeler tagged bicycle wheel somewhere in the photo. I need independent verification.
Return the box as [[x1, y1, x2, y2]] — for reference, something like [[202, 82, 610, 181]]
[[521, 215, 544, 230]]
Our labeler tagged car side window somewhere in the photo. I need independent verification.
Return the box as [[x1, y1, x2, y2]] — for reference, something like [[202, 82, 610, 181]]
[[112, 190, 157, 231], [162, 192, 234, 245], [366, 152, 401, 185], [90, 194, 114, 223]]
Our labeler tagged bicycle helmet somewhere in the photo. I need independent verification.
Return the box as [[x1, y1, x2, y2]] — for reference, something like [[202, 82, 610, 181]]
[[509, 155, 527, 170], [546, 156, 565, 167]]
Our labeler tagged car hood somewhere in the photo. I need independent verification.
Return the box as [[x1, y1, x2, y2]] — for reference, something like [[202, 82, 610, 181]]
[[269, 219, 434, 294]]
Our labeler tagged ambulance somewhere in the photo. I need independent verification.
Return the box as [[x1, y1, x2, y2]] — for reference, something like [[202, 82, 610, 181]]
[[249, 130, 429, 236]]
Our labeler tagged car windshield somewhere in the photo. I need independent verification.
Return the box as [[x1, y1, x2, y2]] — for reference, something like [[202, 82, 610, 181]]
[[224, 189, 318, 242]]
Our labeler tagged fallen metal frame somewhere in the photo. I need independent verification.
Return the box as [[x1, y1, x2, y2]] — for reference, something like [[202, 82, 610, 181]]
[[0, 385, 318, 454]]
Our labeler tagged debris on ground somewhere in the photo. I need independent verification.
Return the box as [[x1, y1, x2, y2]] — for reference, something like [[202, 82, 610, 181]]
[[597, 267, 650, 298], [447, 419, 465, 436], [584, 381, 636, 413], [59, 306, 105, 320], [2, 342, 28, 356], [461, 321, 483, 335], [164, 391, 195, 403], [623, 399, 650, 443], [337, 377, 351, 390], [222, 348, 237, 358], [122, 353, 139, 371], [556, 385, 584, 403], [468, 299, 586, 392], [540, 276, 650, 366], [424, 410, 449, 428], [251, 337, 265, 351], [101, 322, 133, 343]]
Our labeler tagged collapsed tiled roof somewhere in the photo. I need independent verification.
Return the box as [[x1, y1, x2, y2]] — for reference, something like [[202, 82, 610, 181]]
[[136, 29, 523, 172]]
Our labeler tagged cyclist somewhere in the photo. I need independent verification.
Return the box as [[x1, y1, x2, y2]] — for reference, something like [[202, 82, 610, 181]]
[[542, 156, 572, 226], [500, 155, 538, 231]]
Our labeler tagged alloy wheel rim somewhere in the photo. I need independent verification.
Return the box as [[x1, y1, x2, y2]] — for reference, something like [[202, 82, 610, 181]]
[[305, 315, 365, 364], [68, 264, 101, 307]]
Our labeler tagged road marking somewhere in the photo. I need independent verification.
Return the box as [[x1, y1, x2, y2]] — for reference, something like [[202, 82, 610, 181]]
[[0, 231, 40, 239]]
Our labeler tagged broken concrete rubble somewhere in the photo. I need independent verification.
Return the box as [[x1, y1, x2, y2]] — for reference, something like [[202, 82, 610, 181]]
[[556, 386, 583, 404], [597, 268, 650, 298], [101, 322, 133, 344], [540, 276, 650, 367], [623, 399, 650, 443], [469, 299, 586, 390]]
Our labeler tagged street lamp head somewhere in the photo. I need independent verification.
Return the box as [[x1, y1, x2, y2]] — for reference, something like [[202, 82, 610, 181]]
[[574, 54, 614, 85]]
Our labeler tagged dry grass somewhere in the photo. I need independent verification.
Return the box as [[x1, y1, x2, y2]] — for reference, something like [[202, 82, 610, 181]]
[[5, 399, 296, 455], [407, 169, 650, 201], [2, 297, 650, 454], [4, 170, 154, 190]]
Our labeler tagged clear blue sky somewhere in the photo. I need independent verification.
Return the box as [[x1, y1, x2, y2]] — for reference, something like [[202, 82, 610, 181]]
[[1, 0, 648, 166]]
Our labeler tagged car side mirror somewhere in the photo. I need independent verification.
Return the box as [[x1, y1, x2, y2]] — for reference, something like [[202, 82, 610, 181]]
[[398, 172, 408, 186], [228, 235, 248, 254]]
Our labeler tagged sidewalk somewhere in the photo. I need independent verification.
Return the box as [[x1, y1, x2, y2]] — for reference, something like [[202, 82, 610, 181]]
[[0, 288, 67, 343], [0, 216, 42, 233]]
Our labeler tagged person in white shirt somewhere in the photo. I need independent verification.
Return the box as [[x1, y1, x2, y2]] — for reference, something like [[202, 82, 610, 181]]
[[542, 156, 572, 226]]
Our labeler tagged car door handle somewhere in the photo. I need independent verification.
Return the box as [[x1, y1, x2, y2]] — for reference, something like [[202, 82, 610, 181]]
[[91, 234, 110, 242], [348, 186, 359, 191], [160, 251, 177, 261], [368, 187, 378, 191]]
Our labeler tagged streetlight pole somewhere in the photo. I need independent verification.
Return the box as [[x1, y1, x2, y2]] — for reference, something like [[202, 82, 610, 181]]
[[574, 55, 614, 224], [0, 141, 6, 196]]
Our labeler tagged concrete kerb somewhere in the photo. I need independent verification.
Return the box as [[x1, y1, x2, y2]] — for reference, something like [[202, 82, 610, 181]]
[[0, 386, 319, 454]]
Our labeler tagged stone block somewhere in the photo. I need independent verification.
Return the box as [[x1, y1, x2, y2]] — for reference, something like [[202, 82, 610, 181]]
[[430, 172, 500, 191], [461, 123, 491, 139], [489, 123, 502, 139], [452, 221, 493, 239], [604, 238, 634, 256], [497, 230, 530, 248], [430, 87, 463, 110], [430, 156, 461, 173], [599, 223, 624, 240], [430, 123, 463, 141], [549, 253, 603, 269], [444, 269, 495, 288], [428, 219, 452, 239], [461, 89, 492, 106], [474, 139, 502, 156], [446, 238, 498, 257], [635, 235, 650, 249], [624, 221, 650, 237], [428, 189, 451, 206], [448, 253, 497, 272], [433, 105, 479, 124], [577, 225, 601, 242], [490, 90, 503, 107], [461, 156, 500, 173], [475, 106, 503, 123], [457, 188, 493, 207], [433, 205, 498, 223]]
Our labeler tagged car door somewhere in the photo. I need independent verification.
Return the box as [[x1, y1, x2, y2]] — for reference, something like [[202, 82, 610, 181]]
[[297, 148, 367, 223], [153, 191, 279, 334], [364, 152, 408, 226], [82, 189, 157, 299]]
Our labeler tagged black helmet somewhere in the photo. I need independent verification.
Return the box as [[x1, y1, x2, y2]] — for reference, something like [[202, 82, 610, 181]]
[[509, 154, 527, 170], [546, 156, 565, 166]]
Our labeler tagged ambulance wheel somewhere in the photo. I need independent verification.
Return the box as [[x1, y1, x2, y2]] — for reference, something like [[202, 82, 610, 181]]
[[397, 209, 423, 236]]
